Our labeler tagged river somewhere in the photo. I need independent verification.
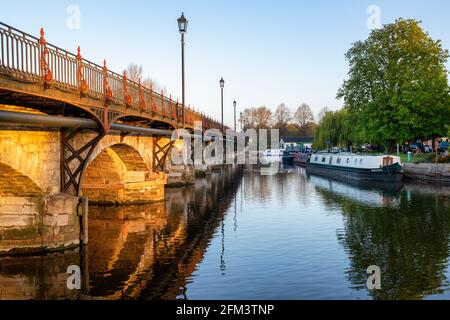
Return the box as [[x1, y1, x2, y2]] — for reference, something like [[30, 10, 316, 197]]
[[1, 164, 450, 300]]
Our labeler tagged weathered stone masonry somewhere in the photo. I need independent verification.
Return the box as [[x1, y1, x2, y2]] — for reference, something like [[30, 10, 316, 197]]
[[0, 128, 166, 254]]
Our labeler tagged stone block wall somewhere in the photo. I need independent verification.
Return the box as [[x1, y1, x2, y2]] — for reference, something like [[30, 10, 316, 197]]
[[0, 125, 80, 254], [81, 141, 166, 204], [0, 129, 60, 195], [404, 163, 450, 184], [0, 123, 170, 253], [0, 193, 80, 255]]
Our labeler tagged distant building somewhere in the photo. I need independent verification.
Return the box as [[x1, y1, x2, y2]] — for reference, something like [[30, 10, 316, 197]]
[[280, 137, 314, 149]]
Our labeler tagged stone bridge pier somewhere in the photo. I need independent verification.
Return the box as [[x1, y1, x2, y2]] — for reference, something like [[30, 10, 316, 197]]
[[162, 139, 213, 186], [74, 132, 166, 204], [0, 127, 166, 255]]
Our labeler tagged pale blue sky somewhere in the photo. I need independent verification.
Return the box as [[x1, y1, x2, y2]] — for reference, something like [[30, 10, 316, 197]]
[[2, 0, 449, 126]]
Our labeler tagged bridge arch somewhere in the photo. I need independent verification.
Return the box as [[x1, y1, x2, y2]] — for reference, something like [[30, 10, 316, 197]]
[[0, 126, 60, 194], [81, 141, 165, 204], [0, 162, 44, 197]]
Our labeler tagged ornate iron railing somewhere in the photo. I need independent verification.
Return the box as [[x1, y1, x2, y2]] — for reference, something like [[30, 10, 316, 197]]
[[0, 22, 221, 130]]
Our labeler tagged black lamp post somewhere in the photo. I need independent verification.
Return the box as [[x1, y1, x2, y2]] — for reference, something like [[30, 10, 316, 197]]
[[177, 12, 188, 128], [233, 100, 237, 132], [220, 77, 225, 133]]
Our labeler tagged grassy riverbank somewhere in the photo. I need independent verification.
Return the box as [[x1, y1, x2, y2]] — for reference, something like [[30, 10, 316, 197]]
[[368, 152, 449, 164]]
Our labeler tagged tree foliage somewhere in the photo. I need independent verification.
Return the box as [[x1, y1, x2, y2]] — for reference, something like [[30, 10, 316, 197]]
[[240, 104, 317, 138], [313, 108, 361, 149], [125, 63, 166, 94], [273, 103, 291, 128], [337, 19, 450, 150], [241, 106, 273, 130], [294, 103, 315, 127], [317, 107, 331, 122]]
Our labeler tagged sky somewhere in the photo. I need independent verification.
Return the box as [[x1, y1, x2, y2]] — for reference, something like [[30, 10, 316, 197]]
[[2, 0, 450, 127]]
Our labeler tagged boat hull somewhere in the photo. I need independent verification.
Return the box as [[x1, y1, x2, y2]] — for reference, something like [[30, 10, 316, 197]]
[[305, 162, 403, 183], [282, 156, 294, 166], [294, 153, 309, 167]]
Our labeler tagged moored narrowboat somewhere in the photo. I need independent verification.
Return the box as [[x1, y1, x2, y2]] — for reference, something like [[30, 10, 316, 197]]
[[305, 153, 403, 183], [294, 152, 309, 167]]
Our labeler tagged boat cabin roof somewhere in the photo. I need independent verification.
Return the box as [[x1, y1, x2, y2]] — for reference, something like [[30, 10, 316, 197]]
[[310, 153, 402, 169]]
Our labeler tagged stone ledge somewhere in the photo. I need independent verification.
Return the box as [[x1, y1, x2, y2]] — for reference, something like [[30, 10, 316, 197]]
[[0, 215, 36, 228]]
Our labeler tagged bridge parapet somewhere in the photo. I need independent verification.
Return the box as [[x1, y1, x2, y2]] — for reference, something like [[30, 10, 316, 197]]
[[0, 22, 222, 132]]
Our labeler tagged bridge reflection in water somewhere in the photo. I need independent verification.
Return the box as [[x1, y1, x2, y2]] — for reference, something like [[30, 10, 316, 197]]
[[1, 166, 450, 300], [0, 167, 242, 300]]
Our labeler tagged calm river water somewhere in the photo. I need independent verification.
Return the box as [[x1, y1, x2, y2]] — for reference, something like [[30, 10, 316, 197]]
[[1, 165, 450, 300]]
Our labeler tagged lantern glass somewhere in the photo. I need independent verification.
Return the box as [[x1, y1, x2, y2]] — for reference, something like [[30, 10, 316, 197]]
[[220, 78, 225, 88], [178, 13, 188, 33]]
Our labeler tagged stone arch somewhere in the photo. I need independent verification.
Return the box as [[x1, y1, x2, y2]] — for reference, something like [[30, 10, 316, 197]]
[[84, 135, 152, 172], [0, 162, 45, 253], [0, 128, 60, 194], [109, 144, 148, 172], [81, 143, 166, 204], [0, 162, 44, 197]]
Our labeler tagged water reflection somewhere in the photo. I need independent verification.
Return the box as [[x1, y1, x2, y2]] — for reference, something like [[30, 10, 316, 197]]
[[1, 165, 450, 300], [88, 166, 243, 299], [311, 174, 450, 299], [0, 251, 80, 300]]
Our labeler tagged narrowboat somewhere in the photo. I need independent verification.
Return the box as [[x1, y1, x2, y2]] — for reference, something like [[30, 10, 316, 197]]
[[294, 152, 309, 167], [305, 153, 403, 183], [282, 147, 300, 165]]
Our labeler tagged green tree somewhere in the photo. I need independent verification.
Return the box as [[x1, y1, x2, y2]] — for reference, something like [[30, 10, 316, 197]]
[[313, 108, 360, 149], [337, 19, 450, 151]]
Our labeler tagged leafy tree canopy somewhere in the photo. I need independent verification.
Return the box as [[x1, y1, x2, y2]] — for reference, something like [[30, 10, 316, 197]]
[[337, 19, 450, 150]]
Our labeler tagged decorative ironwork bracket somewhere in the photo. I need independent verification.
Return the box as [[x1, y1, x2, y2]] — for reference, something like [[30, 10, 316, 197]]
[[139, 79, 146, 111], [160, 91, 166, 117], [123, 71, 132, 107], [39, 28, 53, 86], [77, 46, 88, 95], [150, 84, 157, 113], [61, 128, 104, 196], [171, 96, 177, 119], [103, 60, 113, 102], [153, 138, 175, 172]]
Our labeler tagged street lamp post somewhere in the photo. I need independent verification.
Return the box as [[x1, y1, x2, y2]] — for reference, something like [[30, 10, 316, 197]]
[[233, 100, 237, 132], [220, 77, 225, 133], [177, 13, 188, 128], [240, 112, 243, 131]]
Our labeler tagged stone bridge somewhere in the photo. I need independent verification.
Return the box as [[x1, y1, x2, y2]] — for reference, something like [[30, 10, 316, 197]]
[[0, 22, 232, 255]]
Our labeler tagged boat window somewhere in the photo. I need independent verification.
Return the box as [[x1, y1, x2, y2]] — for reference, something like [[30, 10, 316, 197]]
[[337, 157, 341, 164], [314, 156, 318, 162], [355, 158, 358, 164], [329, 157, 333, 164], [322, 157, 326, 163], [360, 159, 363, 165], [346, 158, 350, 164]]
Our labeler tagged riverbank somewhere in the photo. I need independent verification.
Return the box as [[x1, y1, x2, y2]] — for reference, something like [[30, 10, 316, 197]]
[[403, 163, 450, 185]]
